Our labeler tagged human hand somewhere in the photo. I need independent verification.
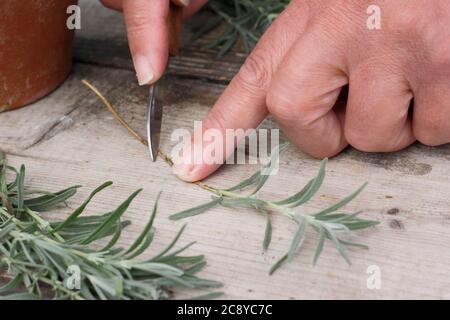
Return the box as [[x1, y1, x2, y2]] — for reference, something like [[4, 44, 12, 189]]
[[172, 0, 450, 181], [100, 0, 208, 85]]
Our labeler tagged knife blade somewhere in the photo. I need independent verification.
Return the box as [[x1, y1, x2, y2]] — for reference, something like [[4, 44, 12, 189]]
[[147, 3, 183, 161], [147, 84, 162, 161]]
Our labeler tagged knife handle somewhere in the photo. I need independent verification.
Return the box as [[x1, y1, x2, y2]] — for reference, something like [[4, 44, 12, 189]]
[[168, 3, 183, 56]]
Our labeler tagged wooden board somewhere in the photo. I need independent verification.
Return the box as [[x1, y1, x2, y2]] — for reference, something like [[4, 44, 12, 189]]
[[1, 0, 450, 299]]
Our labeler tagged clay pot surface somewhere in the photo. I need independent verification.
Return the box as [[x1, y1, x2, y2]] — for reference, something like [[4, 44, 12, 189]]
[[0, 0, 77, 112]]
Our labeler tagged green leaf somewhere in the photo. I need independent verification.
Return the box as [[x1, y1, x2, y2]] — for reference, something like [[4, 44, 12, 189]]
[[52, 182, 113, 233], [0, 274, 22, 293], [0, 293, 40, 300], [53, 211, 113, 226], [263, 214, 272, 251], [100, 219, 123, 252], [287, 219, 306, 262], [0, 153, 8, 194], [19, 240, 37, 264], [225, 170, 261, 192], [0, 222, 15, 241], [152, 225, 187, 259], [323, 225, 352, 266], [314, 213, 349, 221], [62, 220, 131, 245], [339, 240, 369, 250], [88, 276, 121, 299], [269, 254, 288, 275], [218, 31, 238, 57], [81, 189, 142, 244], [24, 187, 79, 212], [153, 241, 197, 263], [184, 262, 207, 277], [313, 228, 326, 266], [6, 166, 19, 191], [220, 197, 265, 208], [165, 275, 222, 288], [169, 197, 223, 220], [0, 192, 14, 216], [132, 262, 184, 278], [314, 183, 368, 217], [126, 231, 155, 260], [345, 220, 380, 231], [123, 193, 160, 256], [190, 291, 224, 300], [20, 186, 77, 206], [16, 165, 25, 215], [156, 254, 203, 266], [0, 158, 222, 300], [253, 143, 289, 194], [274, 179, 314, 205], [288, 158, 327, 207]]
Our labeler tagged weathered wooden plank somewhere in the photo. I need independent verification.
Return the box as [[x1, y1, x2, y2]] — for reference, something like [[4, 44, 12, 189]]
[[2, 61, 450, 299]]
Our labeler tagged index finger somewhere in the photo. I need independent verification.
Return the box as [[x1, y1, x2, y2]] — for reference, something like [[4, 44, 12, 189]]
[[172, 2, 309, 181]]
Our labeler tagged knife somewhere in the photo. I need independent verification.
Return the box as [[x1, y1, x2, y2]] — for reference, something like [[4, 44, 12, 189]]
[[147, 3, 183, 161]]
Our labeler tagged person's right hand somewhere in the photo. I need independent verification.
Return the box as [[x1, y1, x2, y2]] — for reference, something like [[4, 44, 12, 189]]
[[100, 0, 207, 85]]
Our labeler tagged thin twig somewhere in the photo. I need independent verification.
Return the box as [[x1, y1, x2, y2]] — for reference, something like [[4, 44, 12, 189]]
[[81, 80, 174, 165], [81, 79, 216, 192], [81, 80, 148, 147]]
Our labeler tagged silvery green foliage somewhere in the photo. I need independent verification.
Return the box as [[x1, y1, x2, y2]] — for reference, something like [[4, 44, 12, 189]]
[[170, 144, 379, 274], [193, 0, 290, 56], [0, 151, 221, 300]]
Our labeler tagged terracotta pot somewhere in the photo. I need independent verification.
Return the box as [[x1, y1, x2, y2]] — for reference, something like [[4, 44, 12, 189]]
[[0, 0, 78, 112]]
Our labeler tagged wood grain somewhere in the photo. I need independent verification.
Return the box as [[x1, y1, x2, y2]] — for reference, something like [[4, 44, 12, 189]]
[[1, 0, 450, 299]]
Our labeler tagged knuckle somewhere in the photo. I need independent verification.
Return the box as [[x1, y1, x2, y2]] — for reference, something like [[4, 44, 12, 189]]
[[267, 101, 296, 124], [413, 123, 441, 146], [267, 85, 340, 130], [414, 132, 440, 146], [344, 126, 365, 149], [345, 125, 388, 152], [266, 87, 305, 127], [237, 53, 271, 92], [266, 89, 294, 120], [429, 40, 450, 70], [412, 104, 450, 146]]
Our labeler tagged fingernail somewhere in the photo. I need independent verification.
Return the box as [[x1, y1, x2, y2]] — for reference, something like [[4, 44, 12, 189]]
[[133, 54, 154, 86], [172, 135, 203, 182]]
